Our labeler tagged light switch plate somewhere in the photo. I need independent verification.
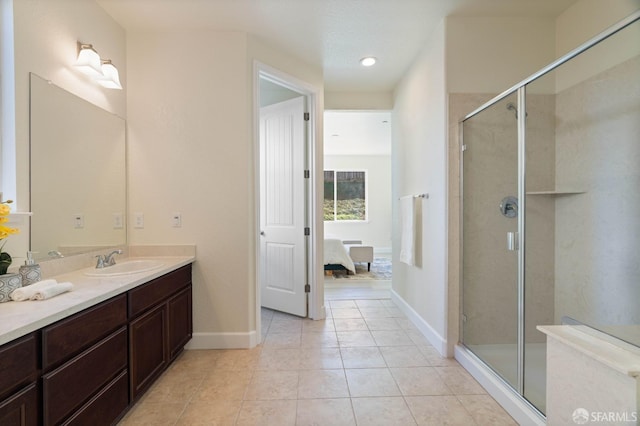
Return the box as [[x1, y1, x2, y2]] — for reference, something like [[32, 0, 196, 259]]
[[133, 212, 144, 229], [172, 212, 182, 228], [113, 213, 124, 229], [73, 214, 84, 229]]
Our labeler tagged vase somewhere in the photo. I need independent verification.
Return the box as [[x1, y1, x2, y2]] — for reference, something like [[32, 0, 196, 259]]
[[0, 273, 22, 302], [0, 251, 11, 275]]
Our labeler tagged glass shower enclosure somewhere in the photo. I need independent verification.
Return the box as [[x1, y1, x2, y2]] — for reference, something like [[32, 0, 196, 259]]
[[460, 10, 640, 418]]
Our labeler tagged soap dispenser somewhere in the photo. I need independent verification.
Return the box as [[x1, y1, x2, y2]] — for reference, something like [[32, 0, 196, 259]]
[[19, 252, 41, 286]]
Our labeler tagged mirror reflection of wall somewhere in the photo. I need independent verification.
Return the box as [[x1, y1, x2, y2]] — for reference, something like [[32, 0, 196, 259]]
[[29, 73, 126, 260]]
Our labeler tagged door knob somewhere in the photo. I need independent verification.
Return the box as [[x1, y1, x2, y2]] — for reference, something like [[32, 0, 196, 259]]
[[260, 231, 265, 236]]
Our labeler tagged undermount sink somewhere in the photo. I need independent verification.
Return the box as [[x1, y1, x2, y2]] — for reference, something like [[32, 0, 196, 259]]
[[84, 260, 165, 277]]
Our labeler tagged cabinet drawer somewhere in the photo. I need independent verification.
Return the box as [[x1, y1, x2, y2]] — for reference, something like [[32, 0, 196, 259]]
[[0, 383, 39, 426], [43, 327, 127, 426], [62, 370, 128, 426], [43, 295, 127, 371], [128, 264, 191, 318], [0, 333, 38, 401]]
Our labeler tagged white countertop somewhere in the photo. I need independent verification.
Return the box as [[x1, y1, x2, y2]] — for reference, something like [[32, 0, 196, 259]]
[[0, 256, 195, 346]]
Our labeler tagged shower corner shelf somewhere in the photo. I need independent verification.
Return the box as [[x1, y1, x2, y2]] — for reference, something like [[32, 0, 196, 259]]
[[526, 190, 586, 196]]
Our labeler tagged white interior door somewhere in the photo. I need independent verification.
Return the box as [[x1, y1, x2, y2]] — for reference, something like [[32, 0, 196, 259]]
[[260, 96, 307, 317]]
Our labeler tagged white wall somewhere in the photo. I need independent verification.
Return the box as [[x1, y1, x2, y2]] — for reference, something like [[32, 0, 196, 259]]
[[127, 30, 323, 347], [2, 0, 125, 260], [324, 155, 391, 250], [392, 20, 448, 353], [127, 30, 253, 344], [325, 91, 393, 110]]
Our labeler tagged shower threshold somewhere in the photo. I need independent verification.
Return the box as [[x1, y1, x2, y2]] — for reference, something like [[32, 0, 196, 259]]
[[455, 343, 547, 426]]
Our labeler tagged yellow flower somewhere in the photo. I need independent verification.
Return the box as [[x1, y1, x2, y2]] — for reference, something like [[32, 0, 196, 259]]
[[0, 201, 19, 242], [0, 225, 18, 236]]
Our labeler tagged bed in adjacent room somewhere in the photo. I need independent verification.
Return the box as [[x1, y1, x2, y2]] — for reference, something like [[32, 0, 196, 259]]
[[323, 238, 356, 274]]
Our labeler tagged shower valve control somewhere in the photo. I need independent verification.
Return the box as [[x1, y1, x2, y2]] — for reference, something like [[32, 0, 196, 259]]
[[499, 196, 518, 218]]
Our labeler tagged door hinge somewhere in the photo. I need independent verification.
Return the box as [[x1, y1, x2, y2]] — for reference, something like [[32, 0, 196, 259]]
[[304, 112, 310, 121], [305, 284, 311, 293], [304, 227, 310, 236], [304, 170, 310, 179], [462, 144, 468, 152]]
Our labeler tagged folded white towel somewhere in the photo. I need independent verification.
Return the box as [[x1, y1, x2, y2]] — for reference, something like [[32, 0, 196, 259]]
[[10, 279, 59, 301], [399, 196, 416, 266], [31, 282, 74, 300]]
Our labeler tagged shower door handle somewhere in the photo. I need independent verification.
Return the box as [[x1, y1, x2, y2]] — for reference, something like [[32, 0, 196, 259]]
[[507, 232, 519, 251]]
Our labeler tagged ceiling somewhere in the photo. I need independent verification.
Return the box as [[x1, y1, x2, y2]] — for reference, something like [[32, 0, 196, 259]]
[[97, 0, 578, 92]]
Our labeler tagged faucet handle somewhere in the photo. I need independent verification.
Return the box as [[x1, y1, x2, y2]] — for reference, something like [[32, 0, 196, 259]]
[[95, 254, 106, 268]]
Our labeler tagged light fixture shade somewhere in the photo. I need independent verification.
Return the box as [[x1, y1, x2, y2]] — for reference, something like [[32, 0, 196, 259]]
[[97, 60, 122, 89], [75, 44, 103, 77], [360, 57, 377, 67]]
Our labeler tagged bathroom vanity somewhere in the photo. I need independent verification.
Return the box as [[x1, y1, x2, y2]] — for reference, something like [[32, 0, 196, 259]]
[[0, 256, 193, 425]]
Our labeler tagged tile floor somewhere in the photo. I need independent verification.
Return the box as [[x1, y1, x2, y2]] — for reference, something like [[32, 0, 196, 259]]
[[119, 290, 517, 425]]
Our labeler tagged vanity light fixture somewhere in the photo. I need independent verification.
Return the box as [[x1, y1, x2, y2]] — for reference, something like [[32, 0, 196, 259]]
[[75, 43, 103, 77], [96, 60, 122, 90], [74, 42, 123, 89], [360, 56, 377, 67]]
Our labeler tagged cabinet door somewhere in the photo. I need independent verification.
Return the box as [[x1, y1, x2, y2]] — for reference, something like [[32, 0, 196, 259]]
[[167, 285, 192, 360], [0, 383, 39, 426], [129, 304, 167, 401]]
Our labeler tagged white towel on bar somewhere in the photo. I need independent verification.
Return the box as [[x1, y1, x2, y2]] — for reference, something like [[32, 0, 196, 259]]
[[31, 282, 74, 300], [10, 279, 58, 301], [399, 196, 416, 266]]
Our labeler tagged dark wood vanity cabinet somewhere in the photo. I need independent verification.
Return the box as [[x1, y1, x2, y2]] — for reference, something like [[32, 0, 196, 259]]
[[0, 263, 192, 426], [128, 265, 192, 401], [41, 295, 128, 426], [0, 333, 40, 426]]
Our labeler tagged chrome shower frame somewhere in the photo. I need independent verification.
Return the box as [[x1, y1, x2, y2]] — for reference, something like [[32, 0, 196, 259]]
[[458, 9, 640, 421]]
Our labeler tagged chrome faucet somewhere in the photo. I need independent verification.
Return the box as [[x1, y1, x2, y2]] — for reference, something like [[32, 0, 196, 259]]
[[95, 249, 123, 268]]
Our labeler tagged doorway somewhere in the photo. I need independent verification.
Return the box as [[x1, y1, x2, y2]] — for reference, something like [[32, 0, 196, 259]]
[[255, 64, 321, 342], [323, 110, 393, 299]]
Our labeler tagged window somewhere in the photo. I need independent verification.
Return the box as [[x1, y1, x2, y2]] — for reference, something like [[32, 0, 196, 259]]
[[324, 170, 367, 221]]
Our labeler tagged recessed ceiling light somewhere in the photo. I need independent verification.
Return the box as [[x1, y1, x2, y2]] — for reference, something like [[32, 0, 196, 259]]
[[360, 57, 377, 67]]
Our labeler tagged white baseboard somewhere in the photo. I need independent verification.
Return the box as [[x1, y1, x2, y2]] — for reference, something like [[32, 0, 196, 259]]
[[185, 331, 258, 349], [390, 289, 447, 356], [455, 345, 545, 426]]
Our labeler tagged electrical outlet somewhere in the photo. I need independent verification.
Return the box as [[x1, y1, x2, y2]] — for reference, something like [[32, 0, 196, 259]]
[[133, 212, 144, 229], [171, 212, 182, 228], [73, 214, 84, 229], [113, 213, 124, 229]]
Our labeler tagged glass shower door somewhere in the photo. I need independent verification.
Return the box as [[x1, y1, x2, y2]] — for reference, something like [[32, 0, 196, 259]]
[[461, 93, 520, 389]]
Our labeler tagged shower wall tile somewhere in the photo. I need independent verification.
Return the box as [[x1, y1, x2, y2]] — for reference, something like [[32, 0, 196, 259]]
[[554, 55, 640, 336]]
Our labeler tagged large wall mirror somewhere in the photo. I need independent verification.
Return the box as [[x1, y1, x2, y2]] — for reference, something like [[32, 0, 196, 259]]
[[30, 73, 126, 260]]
